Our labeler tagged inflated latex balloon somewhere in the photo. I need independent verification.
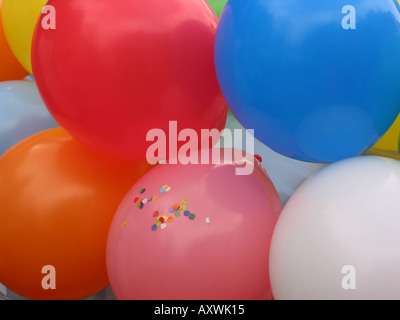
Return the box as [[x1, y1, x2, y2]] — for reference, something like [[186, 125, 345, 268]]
[[370, 113, 400, 153], [107, 149, 282, 300], [0, 128, 152, 300], [364, 147, 400, 161], [215, 0, 400, 163], [2, 0, 47, 74], [222, 114, 326, 205], [0, 0, 27, 81], [32, 0, 228, 161], [270, 156, 400, 300], [0, 80, 58, 156], [206, 0, 227, 17]]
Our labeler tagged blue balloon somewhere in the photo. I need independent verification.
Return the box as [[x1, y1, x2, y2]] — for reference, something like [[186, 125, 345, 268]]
[[215, 0, 400, 163], [0, 81, 59, 156]]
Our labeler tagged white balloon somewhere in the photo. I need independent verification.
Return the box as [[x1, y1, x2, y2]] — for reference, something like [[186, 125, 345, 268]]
[[269, 156, 400, 300], [222, 114, 326, 205]]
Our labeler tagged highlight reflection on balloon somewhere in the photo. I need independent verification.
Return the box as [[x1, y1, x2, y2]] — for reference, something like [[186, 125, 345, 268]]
[[215, 0, 400, 163]]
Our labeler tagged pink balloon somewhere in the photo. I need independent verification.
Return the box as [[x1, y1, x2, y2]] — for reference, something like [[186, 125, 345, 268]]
[[106, 149, 282, 300]]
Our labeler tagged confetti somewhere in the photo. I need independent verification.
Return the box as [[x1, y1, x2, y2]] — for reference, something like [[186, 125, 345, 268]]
[[168, 207, 174, 213], [160, 217, 165, 223], [181, 199, 187, 204], [173, 203, 180, 211], [189, 214, 196, 220], [137, 202, 143, 209], [184, 210, 190, 217], [162, 185, 169, 190], [151, 224, 158, 231], [138, 188, 146, 194], [181, 205, 187, 211], [142, 199, 148, 204], [206, 217, 211, 224], [121, 220, 128, 229], [165, 186, 171, 192], [156, 220, 162, 227], [161, 223, 167, 230], [134, 197, 139, 203], [174, 211, 180, 217], [153, 211, 159, 217], [160, 188, 165, 194], [147, 196, 153, 202], [168, 217, 174, 223], [152, 196, 157, 201]]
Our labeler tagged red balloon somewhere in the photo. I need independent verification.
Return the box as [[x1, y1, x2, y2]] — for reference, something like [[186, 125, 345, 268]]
[[32, 0, 228, 161]]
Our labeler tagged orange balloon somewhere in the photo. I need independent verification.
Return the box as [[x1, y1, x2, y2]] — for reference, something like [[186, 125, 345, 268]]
[[0, 128, 152, 299], [0, 0, 28, 81]]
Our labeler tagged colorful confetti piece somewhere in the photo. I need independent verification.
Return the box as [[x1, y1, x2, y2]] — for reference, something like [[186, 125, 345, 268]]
[[206, 217, 211, 224], [161, 223, 167, 230], [181, 199, 187, 204], [152, 224, 158, 231], [168, 217, 174, 223], [184, 210, 190, 217], [174, 211, 180, 217], [160, 188, 165, 194], [153, 211, 159, 217], [152, 196, 157, 201], [138, 188, 146, 194], [173, 203, 180, 211], [156, 221, 162, 227], [134, 197, 139, 203], [121, 220, 128, 229], [181, 205, 187, 211], [168, 207, 174, 213], [189, 214, 196, 220]]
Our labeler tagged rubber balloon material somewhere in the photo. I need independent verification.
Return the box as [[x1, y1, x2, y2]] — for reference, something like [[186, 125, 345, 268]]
[[215, 0, 400, 163], [222, 114, 326, 205], [32, 0, 228, 161], [0, 128, 152, 300], [2, 0, 47, 74], [0, 80, 58, 156], [107, 150, 282, 300], [370, 113, 400, 153], [206, 0, 228, 17], [0, 0, 28, 81], [270, 156, 400, 300]]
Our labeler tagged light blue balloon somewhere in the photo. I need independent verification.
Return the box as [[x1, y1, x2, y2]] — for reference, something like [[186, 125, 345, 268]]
[[0, 81, 59, 156], [220, 114, 326, 205], [215, 0, 400, 163]]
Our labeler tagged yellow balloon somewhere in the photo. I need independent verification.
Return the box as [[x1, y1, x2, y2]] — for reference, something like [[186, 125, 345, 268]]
[[1, 0, 47, 75], [370, 113, 400, 154]]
